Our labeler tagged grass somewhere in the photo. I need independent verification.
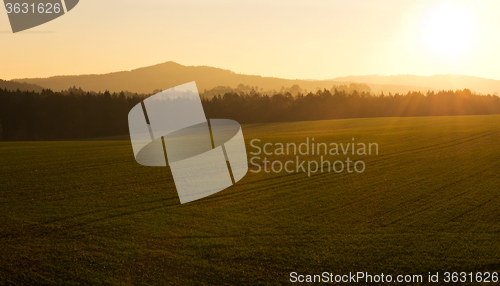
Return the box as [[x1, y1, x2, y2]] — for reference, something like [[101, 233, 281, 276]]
[[1, 115, 500, 285]]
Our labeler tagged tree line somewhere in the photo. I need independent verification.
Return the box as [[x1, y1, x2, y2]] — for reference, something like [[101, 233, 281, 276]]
[[203, 88, 500, 123], [1, 87, 500, 141], [0, 89, 144, 140]]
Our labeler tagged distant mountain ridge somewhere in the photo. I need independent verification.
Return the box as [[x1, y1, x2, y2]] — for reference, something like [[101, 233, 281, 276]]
[[10, 62, 432, 95], [11, 61, 500, 95], [333, 74, 500, 95]]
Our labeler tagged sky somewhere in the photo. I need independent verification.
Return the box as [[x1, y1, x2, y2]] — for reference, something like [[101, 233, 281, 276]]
[[1, 0, 500, 81]]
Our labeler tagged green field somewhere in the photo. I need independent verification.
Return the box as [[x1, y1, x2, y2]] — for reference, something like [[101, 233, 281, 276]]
[[1, 115, 500, 285]]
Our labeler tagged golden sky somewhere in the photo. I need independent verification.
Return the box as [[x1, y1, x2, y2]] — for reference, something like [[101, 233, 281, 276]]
[[1, 0, 499, 80]]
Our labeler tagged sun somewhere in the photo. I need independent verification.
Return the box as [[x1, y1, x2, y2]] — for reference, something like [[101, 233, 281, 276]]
[[421, 2, 477, 59]]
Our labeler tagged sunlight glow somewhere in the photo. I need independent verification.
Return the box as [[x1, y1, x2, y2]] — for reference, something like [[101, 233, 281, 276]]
[[421, 2, 477, 59]]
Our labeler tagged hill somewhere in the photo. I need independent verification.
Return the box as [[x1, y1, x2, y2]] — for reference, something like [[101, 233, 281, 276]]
[[0, 79, 45, 92], [14, 62, 436, 95]]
